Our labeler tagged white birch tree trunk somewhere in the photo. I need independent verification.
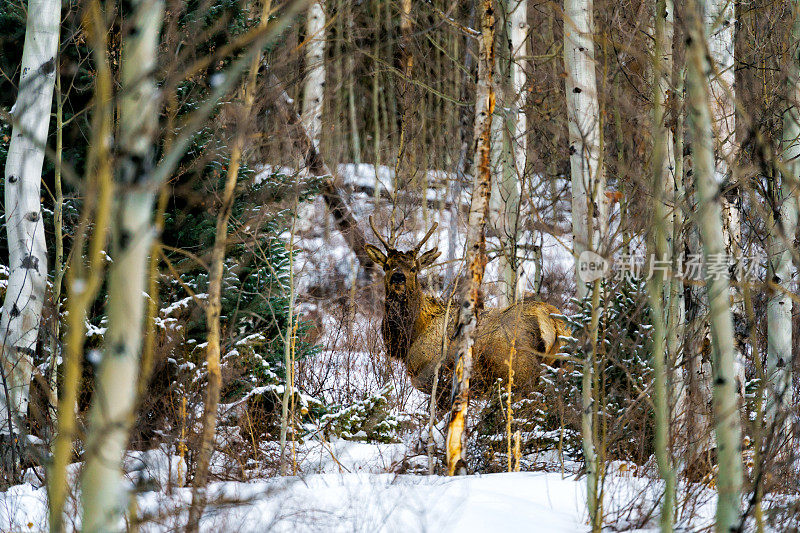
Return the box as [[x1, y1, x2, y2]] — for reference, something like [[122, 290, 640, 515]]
[[686, 0, 744, 527], [0, 0, 59, 441], [657, 0, 676, 307], [301, 0, 326, 149], [766, 0, 800, 438], [79, 1, 164, 530], [649, 1, 676, 528], [564, 0, 604, 526], [669, 62, 689, 445], [564, 0, 606, 301], [491, 0, 526, 306], [706, 0, 746, 399]]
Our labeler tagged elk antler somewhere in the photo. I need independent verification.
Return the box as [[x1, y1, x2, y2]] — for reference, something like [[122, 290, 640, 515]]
[[413, 222, 438, 255], [369, 215, 392, 250]]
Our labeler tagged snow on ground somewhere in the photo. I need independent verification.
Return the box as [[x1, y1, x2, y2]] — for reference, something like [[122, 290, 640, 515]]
[[2, 459, 718, 532], [0, 163, 758, 531], [144, 471, 592, 532]]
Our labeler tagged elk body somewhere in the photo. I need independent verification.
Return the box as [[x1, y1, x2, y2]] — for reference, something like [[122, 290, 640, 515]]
[[365, 218, 570, 407]]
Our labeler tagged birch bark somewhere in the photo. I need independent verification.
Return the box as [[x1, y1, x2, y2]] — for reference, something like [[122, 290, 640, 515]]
[[445, 0, 494, 476], [301, 1, 326, 149], [506, 0, 526, 302], [706, 0, 746, 399], [0, 0, 60, 440], [491, 0, 526, 306], [686, 0, 744, 527], [79, 1, 164, 530], [564, 0, 603, 526], [766, 0, 800, 438], [649, 1, 676, 529], [564, 0, 606, 301]]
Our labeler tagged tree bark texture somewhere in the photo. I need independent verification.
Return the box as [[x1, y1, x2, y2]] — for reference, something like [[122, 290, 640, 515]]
[[491, 0, 525, 306], [301, 1, 326, 148], [649, 1, 676, 529], [686, 1, 744, 528], [0, 0, 60, 438], [564, 0, 606, 301], [445, 0, 494, 476], [766, 0, 800, 437], [79, 1, 164, 531]]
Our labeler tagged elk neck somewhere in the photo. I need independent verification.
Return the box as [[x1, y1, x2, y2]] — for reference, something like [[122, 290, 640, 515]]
[[383, 284, 445, 361]]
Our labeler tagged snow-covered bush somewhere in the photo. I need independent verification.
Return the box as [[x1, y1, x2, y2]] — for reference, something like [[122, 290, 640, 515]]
[[552, 275, 655, 462], [320, 384, 401, 443]]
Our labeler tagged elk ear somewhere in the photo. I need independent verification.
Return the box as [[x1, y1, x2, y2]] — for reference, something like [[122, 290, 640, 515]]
[[365, 244, 387, 267], [418, 248, 441, 269]]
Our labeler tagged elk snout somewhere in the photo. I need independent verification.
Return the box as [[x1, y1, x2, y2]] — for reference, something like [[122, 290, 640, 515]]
[[389, 272, 406, 285]]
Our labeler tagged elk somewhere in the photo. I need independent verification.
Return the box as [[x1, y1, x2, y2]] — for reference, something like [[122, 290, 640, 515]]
[[365, 217, 570, 408]]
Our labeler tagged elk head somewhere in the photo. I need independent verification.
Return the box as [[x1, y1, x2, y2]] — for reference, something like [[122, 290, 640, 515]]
[[364, 217, 442, 361], [364, 216, 441, 299]]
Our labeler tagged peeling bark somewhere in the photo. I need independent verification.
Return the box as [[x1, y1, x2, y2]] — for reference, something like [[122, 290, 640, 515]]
[[445, 0, 494, 476]]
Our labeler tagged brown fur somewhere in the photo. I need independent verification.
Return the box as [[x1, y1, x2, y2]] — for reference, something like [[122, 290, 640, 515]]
[[365, 227, 570, 407]]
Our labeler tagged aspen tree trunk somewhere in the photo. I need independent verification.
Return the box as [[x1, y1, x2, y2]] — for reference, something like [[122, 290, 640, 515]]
[[679, 0, 711, 473], [48, 4, 114, 527], [766, 0, 800, 438], [564, 0, 603, 526], [490, 13, 509, 301], [506, 0, 526, 302], [301, 0, 326, 148], [48, 63, 65, 412], [683, 0, 740, 473], [0, 0, 59, 447], [649, 1, 675, 529], [445, 0, 494, 476], [564, 0, 606, 301], [657, 0, 678, 339], [706, 0, 746, 399], [685, 1, 744, 529], [666, 10, 690, 483], [491, 0, 526, 306], [670, 64, 691, 474], [79, 2, 164, 531]]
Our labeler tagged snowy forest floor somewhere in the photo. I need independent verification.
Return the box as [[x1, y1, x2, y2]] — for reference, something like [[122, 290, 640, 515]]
[[0, 164, 793, 531], [0, 460, 719, 532]]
